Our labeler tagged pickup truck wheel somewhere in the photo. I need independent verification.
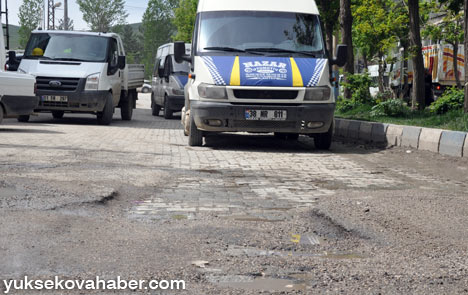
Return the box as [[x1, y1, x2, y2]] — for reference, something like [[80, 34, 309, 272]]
[[163, 97, 173, 119], [287, 133, 299, 140], [97, 93, 114, 125], [0, 107, 3, 124], [52, 111, 64, 119], [151, 94, 161, 116], [17, 115, 30, 123], [188, 114, 203, 146], [274, 133, 288, 139], [121, 94, 133, 121], [314, 123, 333, 150]]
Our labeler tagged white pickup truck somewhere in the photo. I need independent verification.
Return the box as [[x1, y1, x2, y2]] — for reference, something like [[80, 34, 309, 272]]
[[17, 31, 144, 125], [0, 15, 37, 124]]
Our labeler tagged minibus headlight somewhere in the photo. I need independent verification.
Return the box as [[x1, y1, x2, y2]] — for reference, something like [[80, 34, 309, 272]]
[[85, 73, 100, 91], [198, 83, 227, 99], [304, 86, 331, 101]]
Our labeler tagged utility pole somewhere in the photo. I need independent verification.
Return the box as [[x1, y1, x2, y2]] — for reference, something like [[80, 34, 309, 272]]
[[48, 0, 54, 30], [0, 0, 9, 50], [64, 0, 68, 30]]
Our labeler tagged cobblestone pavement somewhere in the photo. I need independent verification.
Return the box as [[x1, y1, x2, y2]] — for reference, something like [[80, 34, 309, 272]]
[[1, 94, 468, 294]]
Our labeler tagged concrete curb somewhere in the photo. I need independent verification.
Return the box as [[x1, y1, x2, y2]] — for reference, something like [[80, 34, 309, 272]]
[[335, 118, 467, 158]]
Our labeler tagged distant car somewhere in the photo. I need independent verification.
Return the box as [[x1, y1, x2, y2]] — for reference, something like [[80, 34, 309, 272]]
[[140, 83, 151, 93]]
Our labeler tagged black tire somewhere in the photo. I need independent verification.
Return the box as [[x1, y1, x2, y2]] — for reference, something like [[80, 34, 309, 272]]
[[163, 96, 173, 119], [142, 87, 149, 93], [188, 114, 203, 146], [287, 133, 300, 140], [17, 115, 30, 122], [274, 133, 288, 139], [151, 93, 161, 116], [121, 92, 134, 121], [97, 93, 114, 125], [314, 123, 333, 150], [0, 106, 4, 124], [52, 111, 64, 119]]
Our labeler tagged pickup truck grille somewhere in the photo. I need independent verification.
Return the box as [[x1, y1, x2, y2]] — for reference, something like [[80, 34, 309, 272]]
[[36, 77, 80, 92], [39, 101, 69, 108], [233, 90, 298, 100]]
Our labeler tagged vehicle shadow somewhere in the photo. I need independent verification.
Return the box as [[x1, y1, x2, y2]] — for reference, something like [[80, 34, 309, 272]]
[[203, 133, 385, 155], [0, 127, 64, 134]]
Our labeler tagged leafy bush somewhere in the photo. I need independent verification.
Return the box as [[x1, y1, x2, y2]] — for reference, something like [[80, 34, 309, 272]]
[[336, 98, 362, 113], [341, 73, 374, 105], [370, 99, 410, 117], [429, 87, 464, 115]]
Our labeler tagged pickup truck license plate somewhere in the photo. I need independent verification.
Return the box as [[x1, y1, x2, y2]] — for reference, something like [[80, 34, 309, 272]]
[[245, 109, 287, 121], [42, 95, 68, 102]]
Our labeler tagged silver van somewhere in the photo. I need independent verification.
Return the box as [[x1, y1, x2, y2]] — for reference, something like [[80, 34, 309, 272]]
[[151, 43, 191, 119]]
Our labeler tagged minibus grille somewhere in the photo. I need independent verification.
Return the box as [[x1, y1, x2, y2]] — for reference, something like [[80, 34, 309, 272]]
[[233, 90, 298, 100], [36, 77, 80, 92]]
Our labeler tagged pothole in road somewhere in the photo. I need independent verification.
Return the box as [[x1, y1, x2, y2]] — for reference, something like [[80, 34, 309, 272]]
[[207, 274, 306, 292], [225, 245, 367, 259]]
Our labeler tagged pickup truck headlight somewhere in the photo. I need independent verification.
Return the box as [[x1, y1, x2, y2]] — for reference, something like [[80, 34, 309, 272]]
[[304, 86, 331, 101], [85, 73, 100, 91], [198, 83, 227, 99]]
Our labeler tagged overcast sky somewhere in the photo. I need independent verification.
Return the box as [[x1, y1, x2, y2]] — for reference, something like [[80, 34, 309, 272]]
[[5, 0, 147, 30]]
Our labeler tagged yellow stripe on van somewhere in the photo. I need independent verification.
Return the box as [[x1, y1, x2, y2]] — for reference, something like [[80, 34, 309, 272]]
[[290, 58, 303, 87], [230, 56, 241, 86]]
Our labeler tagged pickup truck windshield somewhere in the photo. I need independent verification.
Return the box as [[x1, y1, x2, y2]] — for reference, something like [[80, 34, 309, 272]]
[[197, 11, 325, 57], [24, 33, 109, 62]]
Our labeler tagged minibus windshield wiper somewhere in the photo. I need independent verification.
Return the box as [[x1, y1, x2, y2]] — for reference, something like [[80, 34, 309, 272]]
[[245, 48, 320, 57], [204, 46, 246, 53]]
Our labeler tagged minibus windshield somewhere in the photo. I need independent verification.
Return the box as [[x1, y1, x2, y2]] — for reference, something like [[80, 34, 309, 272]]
[[197, 11, 325, 57], [24, 33, 109, 62]]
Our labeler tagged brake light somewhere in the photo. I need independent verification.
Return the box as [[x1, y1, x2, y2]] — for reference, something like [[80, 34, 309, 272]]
[[436, 85, 441, 90]]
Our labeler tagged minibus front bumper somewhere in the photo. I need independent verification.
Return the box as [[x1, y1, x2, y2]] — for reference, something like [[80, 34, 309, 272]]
[[190, 101, 335, 134]]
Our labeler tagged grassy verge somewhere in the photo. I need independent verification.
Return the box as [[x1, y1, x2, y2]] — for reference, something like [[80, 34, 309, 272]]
[[336, 106, 468, 132]]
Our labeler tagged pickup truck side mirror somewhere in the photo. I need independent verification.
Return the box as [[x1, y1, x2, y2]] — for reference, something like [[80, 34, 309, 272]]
[[174, 41, 191, 64], [331, 44, 347, 67], [118, 56, 126, 70], [8, 51, 16, 61]]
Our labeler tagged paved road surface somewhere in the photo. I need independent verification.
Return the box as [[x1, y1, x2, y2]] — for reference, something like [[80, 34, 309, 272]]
[[1, 94, 467, 294]]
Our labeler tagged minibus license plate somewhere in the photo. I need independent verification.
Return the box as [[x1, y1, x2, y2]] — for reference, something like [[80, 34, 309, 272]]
[[42, 95, 68, 102], [245, 109, 287, 121]]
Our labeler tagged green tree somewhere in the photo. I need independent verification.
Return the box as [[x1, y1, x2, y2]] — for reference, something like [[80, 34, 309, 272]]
[[141, 0, 178, 78], [77, 0, 128, 32], [465, 0, 468, 113], [173, 0, 198, 42], [112, 24, 143, 64], [352, 0, 407, 92], [340, 0, 355, 99], [408, 0, 426, 109], [18, 0, 42, 48], [316, 0, 340, 54], [424, 2, 464, 88]]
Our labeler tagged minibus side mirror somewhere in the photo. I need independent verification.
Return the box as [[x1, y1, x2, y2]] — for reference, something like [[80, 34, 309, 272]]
[[174, 41, 191, 64], [332, 44, 347, 67]]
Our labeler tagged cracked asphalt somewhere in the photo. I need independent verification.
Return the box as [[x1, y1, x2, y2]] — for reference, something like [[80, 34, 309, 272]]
[[1, 93, 468, 294]]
